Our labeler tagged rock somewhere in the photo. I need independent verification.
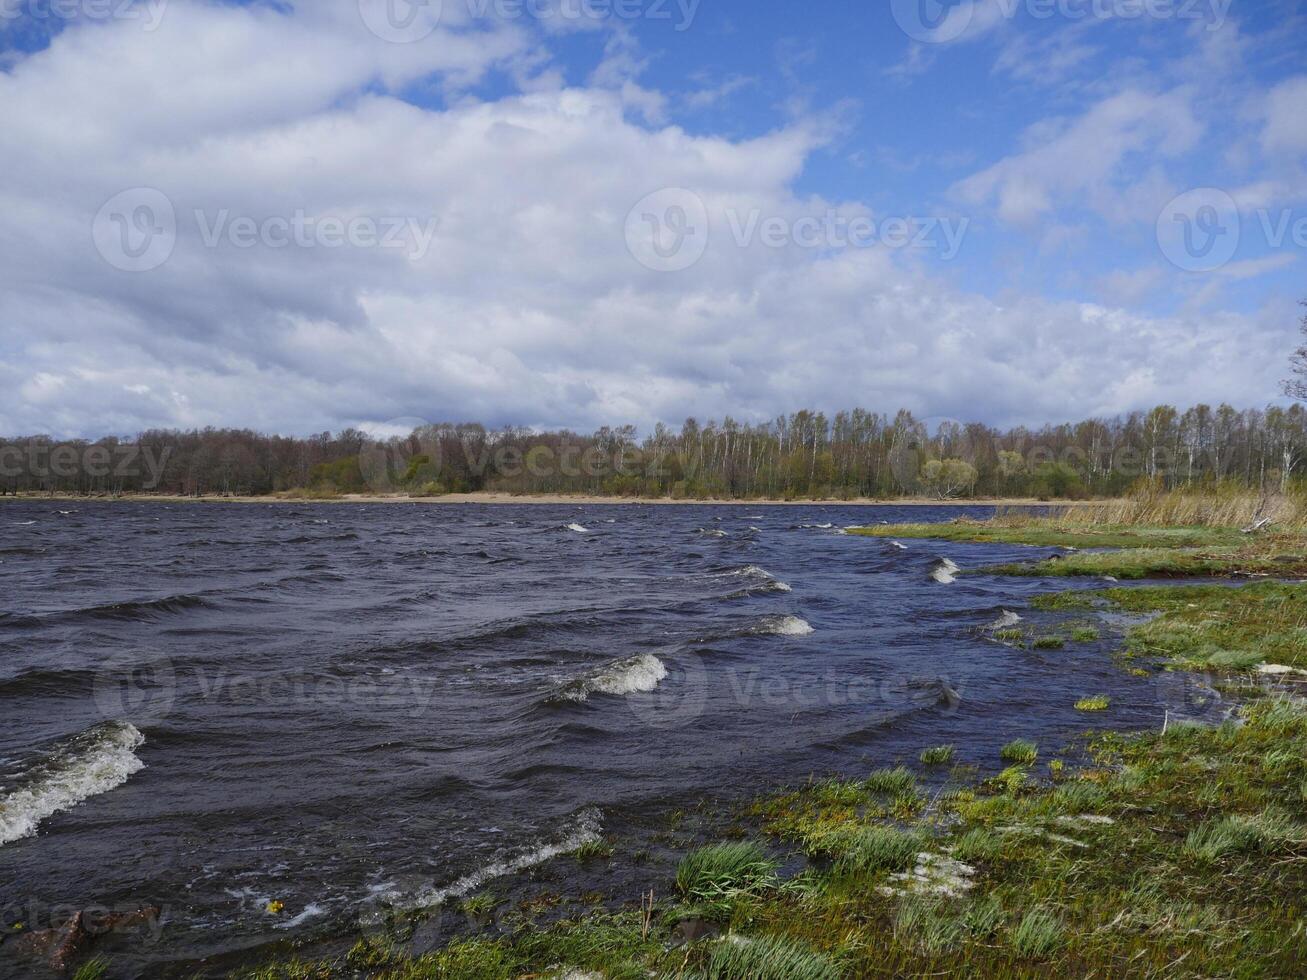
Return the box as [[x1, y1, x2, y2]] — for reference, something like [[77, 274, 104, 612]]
[[670, 918, 722, 946], [12, 912, 88, 974]]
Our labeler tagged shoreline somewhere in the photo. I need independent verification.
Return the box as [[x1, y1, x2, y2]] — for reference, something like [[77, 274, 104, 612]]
[[0, 492, 1111, 507]]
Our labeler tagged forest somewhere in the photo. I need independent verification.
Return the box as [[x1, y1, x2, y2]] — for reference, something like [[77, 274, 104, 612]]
[[4, 403, 1307, 501]]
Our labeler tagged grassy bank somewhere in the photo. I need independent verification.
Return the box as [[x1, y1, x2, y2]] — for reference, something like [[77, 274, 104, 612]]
[[240, 701, 1307, 979]]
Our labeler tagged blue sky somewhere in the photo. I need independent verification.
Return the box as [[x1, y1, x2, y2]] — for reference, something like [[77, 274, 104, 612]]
[[1, 0, 1305, 436]]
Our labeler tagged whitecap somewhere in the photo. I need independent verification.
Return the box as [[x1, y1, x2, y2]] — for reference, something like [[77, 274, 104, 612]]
[[565, 523, 589, 534], [889, 541, 908, 550], [757, 615, 814, 636], [0, 722, 145, 847], [930, 558, 959, 584], [275, 903, 327, 930], [731, 566, 793, 593], [556, 654, 668, 702], [988, 610, 1022, 629], [403, 808, 603, 908]]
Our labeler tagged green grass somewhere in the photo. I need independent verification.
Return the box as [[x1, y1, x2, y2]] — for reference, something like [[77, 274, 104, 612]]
[[999, 739, 1038, 764], [1031, 636, 1065, 650], [1074, 695, 1111, 712], [920, 744, 955, 766], [833, 825, 924, 875], [1010, 907, 1064, 957], [705, 934, 840, 980], [846, 521, 1242, 550], [572, 838, 614, 861], [865, 766, 916, 795], [1069, 625, 1100, 642], [1034, 581, 1307, 670], [676, 842, 778, 904]]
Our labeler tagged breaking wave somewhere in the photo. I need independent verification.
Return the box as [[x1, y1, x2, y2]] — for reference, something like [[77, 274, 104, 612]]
[[751, 615, 814, 637], [0, 722, 145, 847], [554, 654, 668, 702], [400, 807, 604, 908], [565, 523, 590, 534]]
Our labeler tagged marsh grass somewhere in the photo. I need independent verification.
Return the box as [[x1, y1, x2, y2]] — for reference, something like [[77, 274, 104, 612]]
[[1010, 907, 1064, 957], [1000, 739, 1038, 764], [1034, 581, 1307, 670], [833, 825, 923, 875], [865, 766, 916, 795], [705, 934, 840, 980], [920, 744, 955, 766], [1074, 695, 1110, 711], [676, 842, 777, 904]]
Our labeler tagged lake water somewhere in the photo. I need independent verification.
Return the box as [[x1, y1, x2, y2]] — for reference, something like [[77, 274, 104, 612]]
[[0, 502, 1201, 976]]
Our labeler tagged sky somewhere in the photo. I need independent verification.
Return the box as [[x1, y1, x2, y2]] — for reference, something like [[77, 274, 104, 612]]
[[1, 0, 1305, 439]]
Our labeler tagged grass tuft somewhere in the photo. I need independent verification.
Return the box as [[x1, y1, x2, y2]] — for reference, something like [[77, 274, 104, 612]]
[[1074, 695, 1110, 711], [920, 744, 955, 766], [865, 766, 916, 795], [1010, 907, 1064, 957], [705, 934, 840, 980], [1000, 739, 1038, 764], [676, 842, 777, 904]]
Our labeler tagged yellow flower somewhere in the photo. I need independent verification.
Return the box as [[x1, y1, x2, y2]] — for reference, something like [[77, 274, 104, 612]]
[[266, 901, 285, 915]]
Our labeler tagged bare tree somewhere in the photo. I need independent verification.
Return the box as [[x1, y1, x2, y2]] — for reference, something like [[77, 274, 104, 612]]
[[1283, 299, 1307, 398]]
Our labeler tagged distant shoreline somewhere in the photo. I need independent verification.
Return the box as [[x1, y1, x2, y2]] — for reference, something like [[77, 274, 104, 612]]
[[0, 492, 1110, 507]]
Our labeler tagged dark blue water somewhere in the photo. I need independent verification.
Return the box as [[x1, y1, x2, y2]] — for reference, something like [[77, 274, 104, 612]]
[[0, 502, 1183, 976]]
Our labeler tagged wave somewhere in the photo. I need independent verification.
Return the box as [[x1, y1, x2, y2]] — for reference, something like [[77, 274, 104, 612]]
[[399, 808, 604, 908], [696, 528, 728, 538], [0, 722, 145, 847], [930, 558, 960, 584], [554, 654, 667, 702], [565, 523, 590, 534], [751, 615, 814, 637], [57, 593, 210, 624], [988, 610, 1023, 630], [718, 566, 792, 596]]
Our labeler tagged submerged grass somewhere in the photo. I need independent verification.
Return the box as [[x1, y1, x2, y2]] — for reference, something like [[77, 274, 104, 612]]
[[846, 521, 1243, 550], [1034, 580, 1307, 671]]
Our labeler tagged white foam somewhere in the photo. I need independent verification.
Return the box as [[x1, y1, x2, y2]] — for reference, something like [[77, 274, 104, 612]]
[[698, 528, 727, 538], [733, 566, 792, 593], [557, 654, 668, 702], [759, 615, 814, 636], [565, 523, 589, 534], [0, 722, 145, 847], [275, 903, 326, 929], [889, 541, 908, 550], [989, 610, 1023, 629], [408, 808, 603, 907], [931, 558, 960, 584]]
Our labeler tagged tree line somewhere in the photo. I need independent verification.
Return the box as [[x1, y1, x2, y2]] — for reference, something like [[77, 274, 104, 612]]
[[4, 402, 1307, 500]]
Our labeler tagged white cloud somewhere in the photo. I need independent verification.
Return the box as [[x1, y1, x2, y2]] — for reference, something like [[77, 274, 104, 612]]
[[0, 1, 1296, 441], [951, 89, 1202, 226]]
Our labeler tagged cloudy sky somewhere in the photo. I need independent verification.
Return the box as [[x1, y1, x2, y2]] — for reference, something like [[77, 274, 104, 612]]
[[2, 0, 1304, 438]]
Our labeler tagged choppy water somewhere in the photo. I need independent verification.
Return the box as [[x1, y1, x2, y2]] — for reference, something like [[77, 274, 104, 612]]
[[0, 502, 1192, 976]]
